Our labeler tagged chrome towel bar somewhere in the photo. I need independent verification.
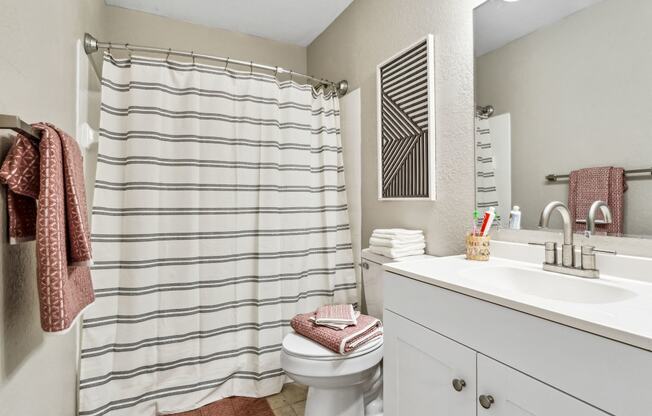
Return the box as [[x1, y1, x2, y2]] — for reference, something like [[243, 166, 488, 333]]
[[546, 168, 652, 182], [0, 114, 40, 142]]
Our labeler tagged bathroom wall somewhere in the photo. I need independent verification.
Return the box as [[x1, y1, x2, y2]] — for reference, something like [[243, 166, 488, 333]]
[[475, 0, 652, 236], [104, 5, 307, 73], [307, 0, 485, 255], [0, 1, 106, 414]]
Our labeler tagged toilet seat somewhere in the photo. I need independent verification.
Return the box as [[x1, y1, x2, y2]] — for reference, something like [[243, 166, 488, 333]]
[[281, 332, 384, 379], [282, 332, 383, 361]]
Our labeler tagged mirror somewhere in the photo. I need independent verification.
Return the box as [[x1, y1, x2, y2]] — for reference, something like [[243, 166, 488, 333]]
[[473, 0, 652, 237]]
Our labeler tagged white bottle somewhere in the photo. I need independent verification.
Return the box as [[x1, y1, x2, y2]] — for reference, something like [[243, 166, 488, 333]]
[[509, 206, 522, 230]]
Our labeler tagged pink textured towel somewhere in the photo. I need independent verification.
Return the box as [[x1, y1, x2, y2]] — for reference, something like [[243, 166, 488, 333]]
[[291, 312, 383, 354], [315, 304, 357, 325], [0, 124, 94, 332], [568, 167, 627, 235]]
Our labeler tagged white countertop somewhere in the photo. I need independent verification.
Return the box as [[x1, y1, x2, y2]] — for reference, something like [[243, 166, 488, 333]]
[[384, 241, 652, 351]]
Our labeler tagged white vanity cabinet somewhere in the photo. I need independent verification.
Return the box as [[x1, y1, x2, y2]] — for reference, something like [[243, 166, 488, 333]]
[[384, 309, 606, 416], [476, 355, 606, 415], [383, 270, 651, 416], [383, 311, 476, 416]]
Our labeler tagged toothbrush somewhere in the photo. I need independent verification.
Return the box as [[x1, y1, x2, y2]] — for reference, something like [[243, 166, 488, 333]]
[[472, 210, 479, 236]]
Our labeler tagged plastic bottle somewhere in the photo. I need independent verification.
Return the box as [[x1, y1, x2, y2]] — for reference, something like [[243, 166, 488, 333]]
[[509, 206, 522, 230]]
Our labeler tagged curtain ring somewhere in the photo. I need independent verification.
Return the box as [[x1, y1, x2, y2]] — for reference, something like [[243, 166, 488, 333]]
[[108, 42, 112, 55], [125, 43, 132, 59], [250, 61, 253, 75], [274, 66, 279, 78], [191, 50, 195, 64], [290, 70, 294, 82], [224, 57, 230, 70], [166, 48, 171, 61]]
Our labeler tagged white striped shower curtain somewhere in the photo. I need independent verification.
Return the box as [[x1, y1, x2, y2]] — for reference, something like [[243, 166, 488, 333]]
[[79, 53, 356, 416]]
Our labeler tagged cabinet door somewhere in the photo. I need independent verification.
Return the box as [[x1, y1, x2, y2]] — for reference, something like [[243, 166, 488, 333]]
[[477, 354, 608, 415], [383, 310, 476, 416]]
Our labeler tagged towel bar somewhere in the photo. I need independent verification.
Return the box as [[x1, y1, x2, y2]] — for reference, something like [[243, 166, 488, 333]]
[[0, 114, 40, 142], [546, 168, 652, 182]]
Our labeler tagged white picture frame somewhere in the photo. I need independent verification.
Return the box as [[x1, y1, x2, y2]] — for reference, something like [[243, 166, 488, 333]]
[[376, 34, 436, 201]]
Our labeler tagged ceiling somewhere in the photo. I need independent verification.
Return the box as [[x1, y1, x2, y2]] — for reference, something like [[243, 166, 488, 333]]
[[105, 0, 353, 47], [474, 0, 605, 56]]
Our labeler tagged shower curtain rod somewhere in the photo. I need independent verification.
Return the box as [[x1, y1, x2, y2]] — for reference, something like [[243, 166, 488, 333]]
[[83, 33, 349, 96]]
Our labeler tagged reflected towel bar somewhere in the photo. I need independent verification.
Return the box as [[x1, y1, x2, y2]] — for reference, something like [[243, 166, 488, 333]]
[[545, 168, 652, 182], [0, 114, 40, 142]]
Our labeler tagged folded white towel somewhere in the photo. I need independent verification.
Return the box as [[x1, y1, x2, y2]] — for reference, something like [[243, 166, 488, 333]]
[[369, 243, 426, 259], [372, 229, 424, 243], [369, 235, 425, 247], [372, 228, 423, 237]]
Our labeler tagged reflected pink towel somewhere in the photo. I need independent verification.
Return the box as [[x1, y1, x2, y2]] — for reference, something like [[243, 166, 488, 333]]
[[568, 167, 627, 235], [0, 124, 94, 332], [291, 312, 383, 354]]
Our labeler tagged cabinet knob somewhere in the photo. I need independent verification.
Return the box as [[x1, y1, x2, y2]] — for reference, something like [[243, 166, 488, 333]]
[[452, 378, 466, 392], [359, 262, 370, 270], [479, 394, 495, 409]]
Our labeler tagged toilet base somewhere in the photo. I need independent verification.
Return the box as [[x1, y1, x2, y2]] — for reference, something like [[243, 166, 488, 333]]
[[286, 364, 383, 416], [281, 333, 384, 416], [305, 384, 365, 416]]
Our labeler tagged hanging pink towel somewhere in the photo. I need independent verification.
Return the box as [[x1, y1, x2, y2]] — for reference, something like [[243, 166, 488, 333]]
[[291, 311, 383, 354], [568, 166, 627, 235], [0, 123, 94, 332]]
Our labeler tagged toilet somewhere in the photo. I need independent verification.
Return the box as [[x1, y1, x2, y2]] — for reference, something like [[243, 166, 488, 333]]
[[281, 249, 433, 416]]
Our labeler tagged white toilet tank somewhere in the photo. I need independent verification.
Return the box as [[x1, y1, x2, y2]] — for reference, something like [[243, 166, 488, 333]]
[[360, 249, 434, 321]]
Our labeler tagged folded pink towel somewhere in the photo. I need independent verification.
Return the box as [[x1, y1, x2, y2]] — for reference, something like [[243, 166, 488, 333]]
[[315, 304, 357, 325], [291, 312, 383, 354], [310, 311, 361, 330]]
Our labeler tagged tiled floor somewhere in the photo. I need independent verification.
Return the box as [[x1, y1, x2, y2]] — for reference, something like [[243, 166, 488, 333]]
[[169, 383, 308, 416], [265, 383, 307, 416]]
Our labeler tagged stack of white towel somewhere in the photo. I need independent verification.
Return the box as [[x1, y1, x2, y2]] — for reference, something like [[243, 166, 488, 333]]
[[369, 228, 425, 259]]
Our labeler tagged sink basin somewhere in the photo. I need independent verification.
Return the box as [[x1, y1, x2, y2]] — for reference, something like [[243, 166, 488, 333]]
[[384, 241, 652, 351], [459, 266, 637, 304]]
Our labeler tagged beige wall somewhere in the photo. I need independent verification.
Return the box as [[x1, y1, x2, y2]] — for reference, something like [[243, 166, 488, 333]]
[[0, 1, 106, 415], [476, 0, 652, 236], [308, 0, 483, 255], [104, 6, 307, 73]]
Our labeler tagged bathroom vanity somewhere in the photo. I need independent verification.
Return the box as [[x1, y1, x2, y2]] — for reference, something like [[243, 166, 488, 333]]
[[382, 241, 652, 415]]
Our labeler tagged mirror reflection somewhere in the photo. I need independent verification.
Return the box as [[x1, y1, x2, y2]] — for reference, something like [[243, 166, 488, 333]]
[[474, 0, 652, 237]]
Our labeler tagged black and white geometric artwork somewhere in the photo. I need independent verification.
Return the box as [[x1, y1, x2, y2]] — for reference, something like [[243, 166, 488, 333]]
[[377, 35, 435, 200]]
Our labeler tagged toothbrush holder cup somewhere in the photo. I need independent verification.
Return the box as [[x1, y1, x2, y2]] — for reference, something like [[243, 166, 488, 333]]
[[466, 234, 490, 261]]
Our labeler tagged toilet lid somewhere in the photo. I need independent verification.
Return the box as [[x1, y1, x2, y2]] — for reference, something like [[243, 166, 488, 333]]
[[282, 332, 383, 360]]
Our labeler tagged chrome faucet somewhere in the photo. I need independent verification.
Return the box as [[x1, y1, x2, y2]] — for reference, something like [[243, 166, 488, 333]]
[[585, 200, 613, 237], [537, 201, 615, 279], [538, 201, 575, 267]]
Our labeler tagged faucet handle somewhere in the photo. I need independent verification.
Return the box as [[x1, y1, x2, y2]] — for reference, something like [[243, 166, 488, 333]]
[[529, 241, 559, 265], [594, 248, 617, 255], [580, 245, 616, 271], [544, 241, 557, 265]]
